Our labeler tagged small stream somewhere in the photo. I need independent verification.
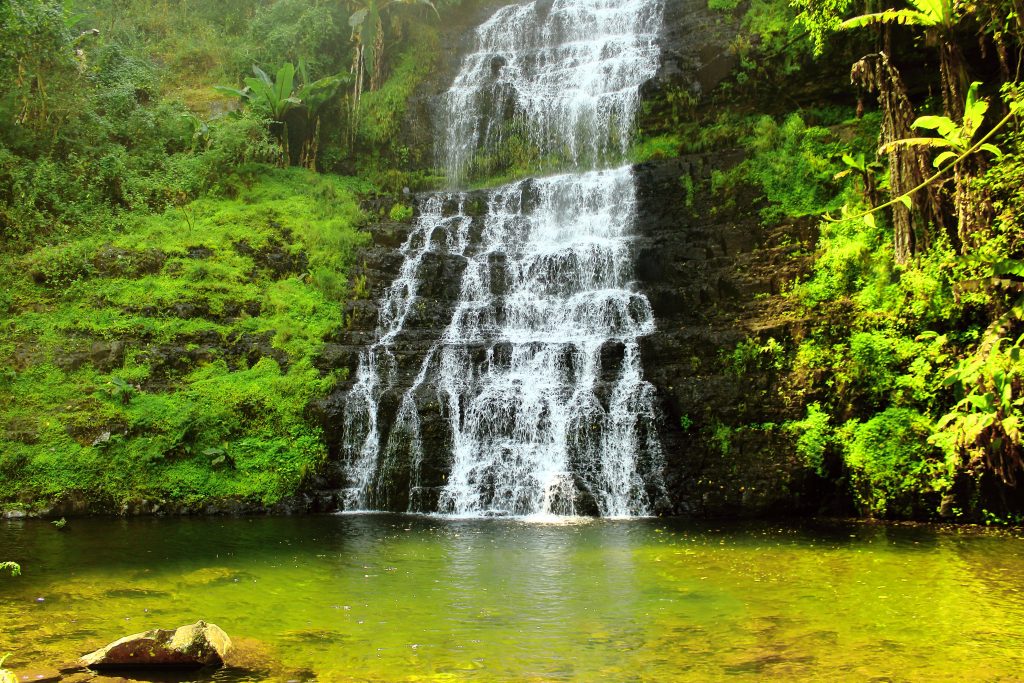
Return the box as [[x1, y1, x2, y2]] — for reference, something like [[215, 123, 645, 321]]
[[3, 515, 1024, 681]]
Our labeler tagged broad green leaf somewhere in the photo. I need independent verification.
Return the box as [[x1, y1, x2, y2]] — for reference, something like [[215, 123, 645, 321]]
[[274, 63, 296, 117], [882, 137, 953, 153], [1002, 417, 1020, 441], [964, 394, 989, 412], [841, 153, 864, 171], [908, 0, 954, 25], [912, 115, 959, 139], [963, 82, 989, 137], [979, 143, 1004, 158], [300, 73, 350, 111], [840, 9, 932, 29], [898, 194, 913, 209], [933, 150, 957, 167], [213, 85, 248, 99]]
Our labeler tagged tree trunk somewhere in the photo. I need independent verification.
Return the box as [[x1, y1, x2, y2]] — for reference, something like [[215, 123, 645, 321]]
[[351, 46, 365, 140], [851, 52, 949, 262], [303, 117, 321, 171], [281, 121, 290, 168], [370, 16, 385, 92], [935, 39, 993, 250], [938, 39, 967, 121]]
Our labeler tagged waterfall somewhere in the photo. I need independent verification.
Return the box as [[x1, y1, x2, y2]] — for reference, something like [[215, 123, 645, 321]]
[[340, 0, 666, 517]]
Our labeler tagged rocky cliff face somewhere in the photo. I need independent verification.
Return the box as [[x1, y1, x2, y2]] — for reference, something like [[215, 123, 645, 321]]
[[312, 0, 823, 516], [632, 156, 819, 516]]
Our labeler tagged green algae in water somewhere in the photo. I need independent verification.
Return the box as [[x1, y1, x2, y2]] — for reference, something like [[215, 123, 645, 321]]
[[2, 516, 1024, 682]]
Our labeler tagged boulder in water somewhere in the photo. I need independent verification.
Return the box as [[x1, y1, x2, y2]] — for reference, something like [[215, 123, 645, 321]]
[[79, 620, 231, 670]]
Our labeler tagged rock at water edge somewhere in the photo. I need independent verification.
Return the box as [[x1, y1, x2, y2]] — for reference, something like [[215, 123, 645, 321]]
[[79, 620, 232, 670]]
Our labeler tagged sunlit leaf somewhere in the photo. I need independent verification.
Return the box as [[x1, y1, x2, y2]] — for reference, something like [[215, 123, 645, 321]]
[[933, 150, 957, 168]]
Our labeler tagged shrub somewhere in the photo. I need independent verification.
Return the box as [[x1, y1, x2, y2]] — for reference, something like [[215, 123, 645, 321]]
[[844, 408, 952, 517]]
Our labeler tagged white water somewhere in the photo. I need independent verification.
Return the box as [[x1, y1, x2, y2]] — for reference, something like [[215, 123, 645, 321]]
[[340, 0, 666, 517], [442, 0, 664, 184]]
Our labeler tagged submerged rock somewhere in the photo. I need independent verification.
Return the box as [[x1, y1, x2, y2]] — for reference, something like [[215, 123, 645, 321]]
[[79, 621, 231, 670], [13, 668, 61, 683]]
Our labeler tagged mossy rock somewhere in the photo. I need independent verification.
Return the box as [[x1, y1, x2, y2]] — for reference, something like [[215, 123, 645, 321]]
[[79, 620, 232, 670]]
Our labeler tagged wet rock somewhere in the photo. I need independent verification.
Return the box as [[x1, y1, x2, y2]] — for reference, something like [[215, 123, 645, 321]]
[[80, 621, 231, 670], [13, 668, 61, 683], [489, 55, 507, 77], [55, 341, 126, 372], [314, 343, 362, 376], [598, 340, 626, 383], [219, 637, 278, 679], [371, 222, 415, 249], [92, 245, 167, 278], [234, 239, 308, 280], [629, 139, 817, 517], [185, 246, 213, 260]]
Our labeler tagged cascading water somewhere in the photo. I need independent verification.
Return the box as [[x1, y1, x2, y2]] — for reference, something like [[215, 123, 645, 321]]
[[339, 0, 666, 517]]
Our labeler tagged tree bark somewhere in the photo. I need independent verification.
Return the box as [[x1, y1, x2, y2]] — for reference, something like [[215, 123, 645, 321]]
[[851, 52, 949, 262]]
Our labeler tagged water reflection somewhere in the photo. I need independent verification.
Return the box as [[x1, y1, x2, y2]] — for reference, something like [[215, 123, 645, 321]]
[[3, 516, 1024, 681]]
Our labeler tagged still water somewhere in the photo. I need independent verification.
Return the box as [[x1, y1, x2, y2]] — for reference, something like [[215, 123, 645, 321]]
[[2, 514, 1024, 682]]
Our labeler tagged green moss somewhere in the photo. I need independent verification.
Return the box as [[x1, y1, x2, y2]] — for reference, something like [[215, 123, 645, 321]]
[[630, 134, 683, 163], [389, 203, 414, 222], [0, 166, 369, 508], [355, 24, 440, 177]]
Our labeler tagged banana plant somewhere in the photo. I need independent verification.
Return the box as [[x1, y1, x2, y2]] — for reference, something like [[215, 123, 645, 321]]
[[215, 63, 303, 165], [883, 82, 1004, 164], [215, 63, 302, 123], [296, 59, 351, 169], [840, 0, 969, 119]]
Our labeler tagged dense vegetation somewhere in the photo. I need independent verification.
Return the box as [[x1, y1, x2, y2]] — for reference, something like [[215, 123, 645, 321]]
[[637, 0, 1024, 521], [2, 0, 1024, 522], [0, 0, 460, 511]]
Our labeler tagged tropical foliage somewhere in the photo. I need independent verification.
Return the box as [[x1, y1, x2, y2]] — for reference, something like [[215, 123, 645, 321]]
[[678, 0, 1024, 519], [0, 0, 466, 512], [2, 0, 1024, 522]]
